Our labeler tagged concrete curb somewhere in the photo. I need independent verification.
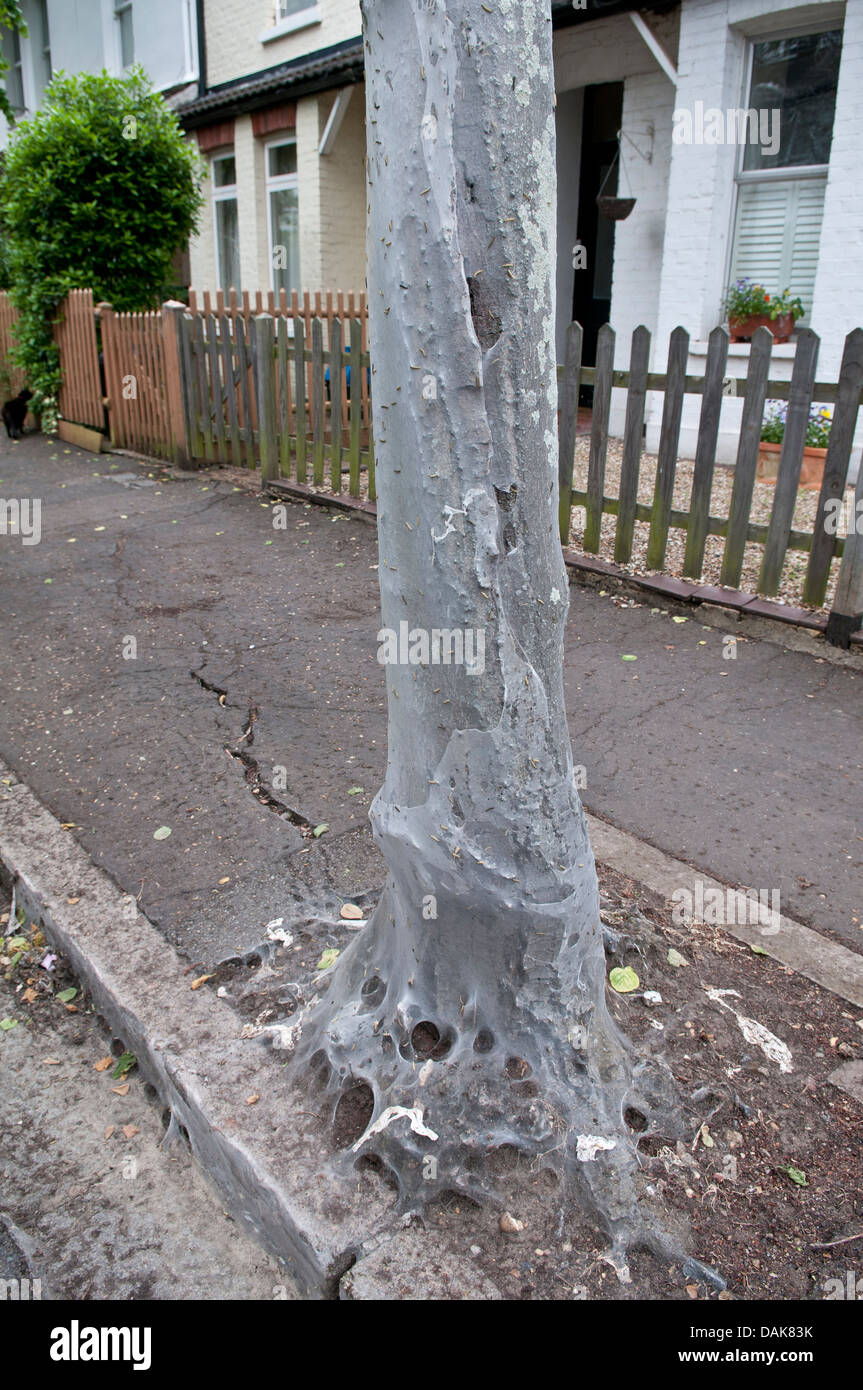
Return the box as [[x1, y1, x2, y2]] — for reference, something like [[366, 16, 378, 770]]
[[0, 760, 393, 1298], [2, 760, 861, 1301], [586, 813, 863, 1008]]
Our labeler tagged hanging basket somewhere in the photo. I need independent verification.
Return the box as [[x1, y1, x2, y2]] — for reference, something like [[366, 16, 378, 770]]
[[596, 195, 636, 221]]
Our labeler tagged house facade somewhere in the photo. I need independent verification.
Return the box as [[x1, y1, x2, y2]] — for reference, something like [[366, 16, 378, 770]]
[[179, 0, 366, 301], [0, 0, 199, 142], [552, 0, 863, 461]]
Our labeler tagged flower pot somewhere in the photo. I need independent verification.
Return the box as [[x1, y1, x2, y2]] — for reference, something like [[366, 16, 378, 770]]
[[728, 313, 795, 344], [596, 195, 636, 221], [757, 440, 828, 489]]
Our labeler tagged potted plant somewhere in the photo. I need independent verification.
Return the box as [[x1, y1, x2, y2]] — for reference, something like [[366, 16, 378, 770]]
[[723, 279, 805, 343], [757, 401, 832, 488]]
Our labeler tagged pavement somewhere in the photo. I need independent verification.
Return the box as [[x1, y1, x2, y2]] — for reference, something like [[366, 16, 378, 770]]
[[0, 432, 861, 964]]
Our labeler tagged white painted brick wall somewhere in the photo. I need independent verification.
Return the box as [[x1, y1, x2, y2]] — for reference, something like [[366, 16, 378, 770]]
[[206, 0, 361, 87]]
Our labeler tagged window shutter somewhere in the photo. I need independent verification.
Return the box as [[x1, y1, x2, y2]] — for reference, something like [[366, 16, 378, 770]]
[[730, 177, 826, 322]]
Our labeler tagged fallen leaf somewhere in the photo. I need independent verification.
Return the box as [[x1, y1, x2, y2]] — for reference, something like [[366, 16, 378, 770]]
[[347, 786, 365, 795], [22, 987, 37, 1003], [60, 823, 76, 830], [312, 823, 329, 838], [190, 973, 215, 990], [112, 1083, 131, 1096], [667, 948, 689, 968], [781, 1164, 808, 1187], [0, 1017, 18, 1031], [317, 948, 340, 971], [218, 876, 230, 885], [672, 616, 688, 624], [94, 1055, 113, 1071], [621, 654, 637, 662], [42, 1057, 61, 1065], [56, 987, 77, 1003], [609, 966, 639, 993], [66, 897, 80, 905], [122, 1125, 139, 1140], [112, 1051, 136, 1079], [153, 826, 172, 840], [686, 1284, 699, 1299], [246, 1094, 260, 1106], [340, 904, 364, 921], [104, 1125, 115, 1140]]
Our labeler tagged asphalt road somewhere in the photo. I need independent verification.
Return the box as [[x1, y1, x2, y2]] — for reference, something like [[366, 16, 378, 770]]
[[1, 435, 861, 961]]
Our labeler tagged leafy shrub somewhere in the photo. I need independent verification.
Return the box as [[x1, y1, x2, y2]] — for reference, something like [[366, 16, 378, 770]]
[[0, 67, 204, 426]]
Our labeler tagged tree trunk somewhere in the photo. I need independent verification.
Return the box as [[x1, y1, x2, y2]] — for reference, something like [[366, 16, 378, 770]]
[[294, 0, 656, 1259]]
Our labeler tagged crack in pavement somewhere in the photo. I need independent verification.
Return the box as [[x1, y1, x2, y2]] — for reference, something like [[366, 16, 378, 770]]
[[189, 666, 318, 835]]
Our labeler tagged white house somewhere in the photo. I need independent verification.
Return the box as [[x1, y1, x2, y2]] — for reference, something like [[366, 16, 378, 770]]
[[551, 0, 863, 462], [0, 0, 200, 144]]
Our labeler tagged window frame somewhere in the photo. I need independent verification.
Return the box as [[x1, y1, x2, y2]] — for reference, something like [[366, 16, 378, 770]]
[[3, 26, 25, 114], [265, 136, 301, 299], [725, 23, 841, 325], [259, 3, 322, 46], [114, 0, 134, 70], [212, 150, 241, 295]]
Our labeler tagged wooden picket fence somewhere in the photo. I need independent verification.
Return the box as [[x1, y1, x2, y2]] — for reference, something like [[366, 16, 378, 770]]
[[54, 290, 104, 430], [557, 321, 863, 611], [171, 301, 374, 495], [0, 292, 26, 397], [4, 283, 863, 632]]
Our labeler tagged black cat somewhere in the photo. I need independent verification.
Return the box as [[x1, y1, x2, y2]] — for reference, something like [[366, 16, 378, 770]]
[[2, 389, 33, 440]]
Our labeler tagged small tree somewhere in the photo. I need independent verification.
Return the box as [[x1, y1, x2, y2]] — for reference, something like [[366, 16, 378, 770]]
[[290, 0, 702, 1278], [1, 67, 203, 423]]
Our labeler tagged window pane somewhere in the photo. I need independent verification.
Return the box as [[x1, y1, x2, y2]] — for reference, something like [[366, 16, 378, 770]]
[[2, 29, 24, 111], [268, 142, 297, 178], [270, 187, 300, 295], [278, 0, 313, 18], [216, 198, 241, 292], [116, 4, 134, 67], [213, 154, 236, 188], [743, 30, 842, 172]]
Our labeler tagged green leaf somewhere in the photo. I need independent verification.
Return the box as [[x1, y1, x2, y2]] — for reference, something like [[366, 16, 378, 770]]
[[0, 1018, 17, 1031], [750, 944, 768, 956], [621, 654, 637, 662], [7, 936, 28, 952], [317, 948, 339, 971], [56, 987, 77, 1003], [112, 1050, 137, 1079], [153, 825, 172, 840], [312, 823, 329, 838], [609, 966, 639, 993], [347, 787, 365, 795], [781, 1165, 808, 1187]]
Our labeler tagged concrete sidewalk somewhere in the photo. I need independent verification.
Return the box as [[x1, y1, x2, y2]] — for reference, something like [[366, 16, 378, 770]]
[[1, 433, 861, 963]]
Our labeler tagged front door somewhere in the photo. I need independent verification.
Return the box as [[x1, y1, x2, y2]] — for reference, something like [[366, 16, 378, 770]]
[[572, 81, 624, 379]]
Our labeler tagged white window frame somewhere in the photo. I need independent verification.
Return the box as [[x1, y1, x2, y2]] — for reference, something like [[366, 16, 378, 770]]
[[35, 0, 51, 91], [724, 23, 840, 323], [114, 0, 134, 69], [212, 150, 241, 294], [265, 137, 300, 298], [259, 3, 322, 46]]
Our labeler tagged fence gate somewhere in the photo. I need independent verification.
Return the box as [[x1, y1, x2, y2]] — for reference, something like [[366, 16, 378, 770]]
[[54, 289, 104, 429]]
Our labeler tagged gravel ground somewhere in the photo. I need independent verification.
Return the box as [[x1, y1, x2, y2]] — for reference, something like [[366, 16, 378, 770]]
[[568, 439, 853, 613]]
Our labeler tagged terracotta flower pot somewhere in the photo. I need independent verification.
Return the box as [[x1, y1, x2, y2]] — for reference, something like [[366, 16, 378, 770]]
[[757, 440, 828, 489], [728, 313, 795, 344]]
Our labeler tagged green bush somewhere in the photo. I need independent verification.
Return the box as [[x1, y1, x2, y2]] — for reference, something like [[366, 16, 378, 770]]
[[0, 67, 204, 426]]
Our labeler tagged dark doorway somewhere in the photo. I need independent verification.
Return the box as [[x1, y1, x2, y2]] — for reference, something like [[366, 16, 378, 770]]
[[572, 81, 623, 380]]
